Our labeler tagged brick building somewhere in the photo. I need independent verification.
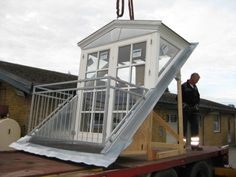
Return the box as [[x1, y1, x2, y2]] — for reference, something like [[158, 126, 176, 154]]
[[155, 92, 236, 146], [0, 61, 77, 135]]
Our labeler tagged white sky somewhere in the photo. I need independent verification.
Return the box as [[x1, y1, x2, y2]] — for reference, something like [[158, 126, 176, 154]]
[[0, 0, 236, 106]]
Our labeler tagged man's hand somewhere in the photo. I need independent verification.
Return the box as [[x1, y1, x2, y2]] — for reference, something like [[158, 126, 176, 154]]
[[194, 104, 199, 111]]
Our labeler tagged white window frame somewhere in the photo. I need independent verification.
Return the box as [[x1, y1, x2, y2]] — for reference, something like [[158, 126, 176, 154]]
[[166, 114, 178, 123], [213, 113, 221, 133]]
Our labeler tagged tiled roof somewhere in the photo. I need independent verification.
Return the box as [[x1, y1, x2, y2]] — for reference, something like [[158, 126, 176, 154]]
[[0, 60, 77, 93], [157, 92, 236, 114]]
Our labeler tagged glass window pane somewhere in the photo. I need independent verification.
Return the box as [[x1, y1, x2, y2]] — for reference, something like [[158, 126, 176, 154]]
[[92, 113, 103, 133], [84, 28, 155, 49], [95, 91, 106, 111], [159, 38, 180, 72], [112, 113, 126, 130], [98, 50, 109, 69], [170, 115, 177, 122], [113, 90, 127, 111], [85, 72, 96, 86], [97, 70, 108, 77], [128, 88, 144, 109], [80, 113, 91, 132], [118, 45, 131, 66], [117, 67, 130, 83], [131, 65, 145, 86], [214, 115, 221, 132], [86, 72, 96, 79], [96, 70, 108, 86], [87, 52, 98, 72], [82, 92, 93, 111], [132, 42, 146, 64]]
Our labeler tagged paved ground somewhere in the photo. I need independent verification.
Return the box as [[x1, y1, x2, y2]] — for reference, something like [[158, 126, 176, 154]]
[[229, 146, 236, 168]]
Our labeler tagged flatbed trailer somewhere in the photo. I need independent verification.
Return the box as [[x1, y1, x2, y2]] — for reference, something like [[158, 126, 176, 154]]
[[0, 146, 234, 177]]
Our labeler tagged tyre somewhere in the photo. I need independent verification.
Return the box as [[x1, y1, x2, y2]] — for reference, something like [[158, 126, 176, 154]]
[[185, 161, 213, 177], [152, 168, 178, 177]]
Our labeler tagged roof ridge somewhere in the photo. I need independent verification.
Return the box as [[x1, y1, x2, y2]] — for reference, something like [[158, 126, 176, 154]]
[[0, 60, 75, 76], [0, 60, 78, 92]]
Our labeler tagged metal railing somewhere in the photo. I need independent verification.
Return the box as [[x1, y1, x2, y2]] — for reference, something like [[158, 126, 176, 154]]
[[28, 76, 147, 147]]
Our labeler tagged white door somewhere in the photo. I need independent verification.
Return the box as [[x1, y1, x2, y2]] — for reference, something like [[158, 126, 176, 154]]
[[77, 49, 110, 143]]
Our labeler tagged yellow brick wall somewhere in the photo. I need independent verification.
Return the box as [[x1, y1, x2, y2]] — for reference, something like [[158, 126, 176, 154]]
[[203, 112, 230, 146], [153, 108, 234, 146], [1, 82, 31, 136], [229, 117, 235, 144]]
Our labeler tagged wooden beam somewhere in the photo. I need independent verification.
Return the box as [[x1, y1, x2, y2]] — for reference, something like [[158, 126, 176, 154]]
[[176, 71, 185, 153], [122, 150, 147, 156], [153, 111, 179, 140], [156, 149, 180, 159], [147, 112, 155, 160], [151, 142, 179, 149]]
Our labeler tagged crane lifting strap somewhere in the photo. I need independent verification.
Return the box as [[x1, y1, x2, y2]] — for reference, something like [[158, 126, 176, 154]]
[[116, 0, 134, 20]]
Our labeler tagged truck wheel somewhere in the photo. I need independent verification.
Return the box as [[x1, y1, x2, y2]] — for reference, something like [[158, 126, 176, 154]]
[[185, 161, 213, 177], [152, 168, 178, 177]]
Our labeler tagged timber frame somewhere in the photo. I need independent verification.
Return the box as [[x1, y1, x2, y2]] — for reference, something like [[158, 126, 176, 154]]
[[123, 72, 185, 160]]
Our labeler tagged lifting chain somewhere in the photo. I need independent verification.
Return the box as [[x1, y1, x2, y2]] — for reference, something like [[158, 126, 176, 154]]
[[116, 0, 134, 20]]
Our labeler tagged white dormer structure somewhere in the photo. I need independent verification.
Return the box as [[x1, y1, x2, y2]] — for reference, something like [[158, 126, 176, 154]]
[[11, 20, 197, 167], [76, 20, 193, 141], [78, 20, 189, 89]]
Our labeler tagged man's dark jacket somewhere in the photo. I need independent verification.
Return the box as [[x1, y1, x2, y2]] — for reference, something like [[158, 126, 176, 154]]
[[182, 80, 200, 107]]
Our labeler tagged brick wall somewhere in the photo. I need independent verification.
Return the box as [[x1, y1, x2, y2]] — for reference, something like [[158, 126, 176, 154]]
[[0, 82, 31, 136], [203, 112, 230, 146], [229, 117, 235, 144], [154, 108, 234, 146]]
